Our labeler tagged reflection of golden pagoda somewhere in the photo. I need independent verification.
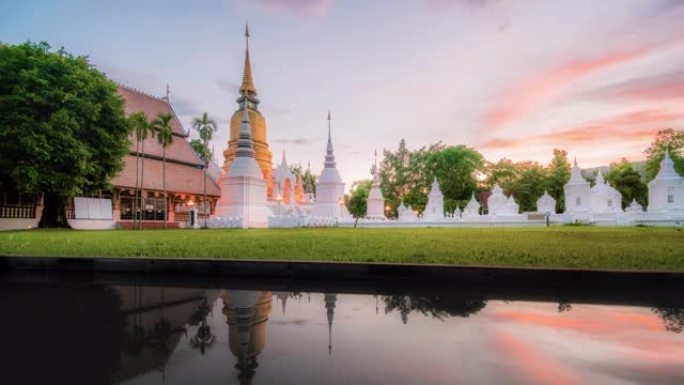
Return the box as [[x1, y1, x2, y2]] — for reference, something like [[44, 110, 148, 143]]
[[221, 290, 273, 385], [222, 23, 274, 198]]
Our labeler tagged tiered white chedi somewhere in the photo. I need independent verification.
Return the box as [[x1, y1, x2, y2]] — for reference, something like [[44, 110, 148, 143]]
[[423, 177, 445, 220], [213, 103, 270, 228], [487, 184, 520, 216], [313, 111, 348, 220], [648, 150, 684, 214], [366, 160, 386, 220], [564, 158, 592, 218], [590, 169, 622, 213], [536, 191, 556, 214]]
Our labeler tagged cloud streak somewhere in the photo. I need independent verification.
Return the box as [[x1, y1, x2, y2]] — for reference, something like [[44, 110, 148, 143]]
[[482, 108, 683, 149], [255, 0, 333, 19]]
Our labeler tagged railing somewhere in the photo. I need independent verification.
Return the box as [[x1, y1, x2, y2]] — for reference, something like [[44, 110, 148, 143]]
[[0, 204, 36, 218]]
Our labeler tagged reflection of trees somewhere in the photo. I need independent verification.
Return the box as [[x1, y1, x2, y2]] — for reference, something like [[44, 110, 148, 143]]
[[652, 307, 684, 333], [0, 283, 124, 383], [383, 295, 487, 324], [558, 301, 572, 313], [189, 298, 215, 354]]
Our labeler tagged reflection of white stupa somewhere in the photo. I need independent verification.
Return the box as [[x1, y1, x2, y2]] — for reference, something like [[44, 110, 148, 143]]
[[423, 177, 444, 220], [324, 293, 337, 356], [564, 158, 591, 214], [216, 103, 270, 227], [590, 170, 622, 213], [314, 111, 347, 219], [487, 184, 518, 215], [648, 149, 684, 213], [366, 150, 385, 219]]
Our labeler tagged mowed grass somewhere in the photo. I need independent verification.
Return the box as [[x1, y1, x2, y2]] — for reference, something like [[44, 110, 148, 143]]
[[0, 227, 683, 271]]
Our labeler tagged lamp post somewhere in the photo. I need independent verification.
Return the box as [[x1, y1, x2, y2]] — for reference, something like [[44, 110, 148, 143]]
[[385, 204, 391, 219], [276, 194, 283, 215], [338, 198, 345, 219]]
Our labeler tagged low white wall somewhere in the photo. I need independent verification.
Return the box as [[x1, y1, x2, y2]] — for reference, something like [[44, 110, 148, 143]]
[[67, 218, 117, 230], [0, 218, 40, 231]]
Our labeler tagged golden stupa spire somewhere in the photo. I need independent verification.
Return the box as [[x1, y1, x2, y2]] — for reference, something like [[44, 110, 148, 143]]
[[240, 21, 257, 97]]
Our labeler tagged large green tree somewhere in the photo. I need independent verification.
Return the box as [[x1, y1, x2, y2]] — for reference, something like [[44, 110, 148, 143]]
[[0, 42, 130, 227], [544, 149, 571, 213], [346, 180, 372, 225], [427, 145, 484, 213], [191, 112, 217, 228], [512, 161, 547, 212], [644, 128, 684, 181], [605, 159, 648, 209]]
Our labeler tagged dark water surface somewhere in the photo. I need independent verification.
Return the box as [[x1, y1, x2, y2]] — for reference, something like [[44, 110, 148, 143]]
[[1, 272, 683, 385]]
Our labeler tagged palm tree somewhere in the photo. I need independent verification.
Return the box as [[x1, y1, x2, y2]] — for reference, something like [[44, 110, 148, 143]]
[[154, 113, 174, 229], [191, 112, 217, 228], [129, 112, 154, 230]]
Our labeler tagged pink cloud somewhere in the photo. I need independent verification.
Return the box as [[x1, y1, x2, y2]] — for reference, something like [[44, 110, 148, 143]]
[[256, 0, 333, 18], [485, 48, 652, 130], [481, 108, 682, 150], [493, 330, 581, 385]]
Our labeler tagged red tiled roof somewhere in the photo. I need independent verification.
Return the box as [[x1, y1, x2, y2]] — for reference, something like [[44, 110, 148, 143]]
[[112, 155, 220, 197]]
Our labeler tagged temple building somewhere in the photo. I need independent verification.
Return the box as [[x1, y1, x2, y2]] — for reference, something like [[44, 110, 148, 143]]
[[222, 24, 274, 198], [62, 85, 221, 230]]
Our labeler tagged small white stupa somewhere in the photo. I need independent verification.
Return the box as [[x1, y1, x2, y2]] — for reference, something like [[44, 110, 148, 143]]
[[366, 150, 386, 219], [314, 110, 347, 219], [423, 176, 445, 220], [625, 199, 644, 213], [487, 184, 519, 215], [216, 101, 270, 227], [462, 192, 480, 217], [564, 158, 591, 214], [648, 148, 684, 213], [589, 169, 622, 213], [536, 191, 556, 214]]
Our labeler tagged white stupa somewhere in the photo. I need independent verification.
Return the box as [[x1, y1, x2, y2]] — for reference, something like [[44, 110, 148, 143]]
[[314, 111, 347, 219], [462, 192, 480, 217], [589, 169, 622, 213], [487, 184, 519, 215], [423, 176, 445, 220], [216, 101, 270, 227], [366, 150, 386, 219], [648, 149, 684, 213], [564, 158, 591, 214], [536, 191, 556, 214], [625, 199, 644, 213]]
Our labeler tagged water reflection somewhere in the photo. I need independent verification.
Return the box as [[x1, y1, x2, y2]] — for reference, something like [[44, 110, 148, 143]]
[[0, 276, 683, 385]]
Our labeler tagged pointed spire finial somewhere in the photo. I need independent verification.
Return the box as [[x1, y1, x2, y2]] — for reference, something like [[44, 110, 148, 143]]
[[165, 83, 170, 100], [573, 156, 578, 168], [239, 21, 257, 98]]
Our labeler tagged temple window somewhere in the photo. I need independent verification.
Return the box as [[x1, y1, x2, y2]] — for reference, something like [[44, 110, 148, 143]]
[[668, 187, 675, 203], [607, 199, 612, 208], [576, 197, 581, 206]]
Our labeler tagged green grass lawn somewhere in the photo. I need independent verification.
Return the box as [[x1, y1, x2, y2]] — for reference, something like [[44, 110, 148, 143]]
[[0, 227, 683, 271]]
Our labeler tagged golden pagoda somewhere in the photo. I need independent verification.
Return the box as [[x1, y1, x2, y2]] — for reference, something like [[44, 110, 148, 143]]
[[223, 23, 274, 198]]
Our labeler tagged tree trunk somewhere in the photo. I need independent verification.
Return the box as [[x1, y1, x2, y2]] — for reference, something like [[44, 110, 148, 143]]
[[134, 139, 140, 230], [163, 149, 167, 229], [38, 191, 70, 228], [139, 142, 145, 230], [203, 138, 208, 228]]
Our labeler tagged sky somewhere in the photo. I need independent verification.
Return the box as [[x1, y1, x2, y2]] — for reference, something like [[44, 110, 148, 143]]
[[2, 0, 684, 185]]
